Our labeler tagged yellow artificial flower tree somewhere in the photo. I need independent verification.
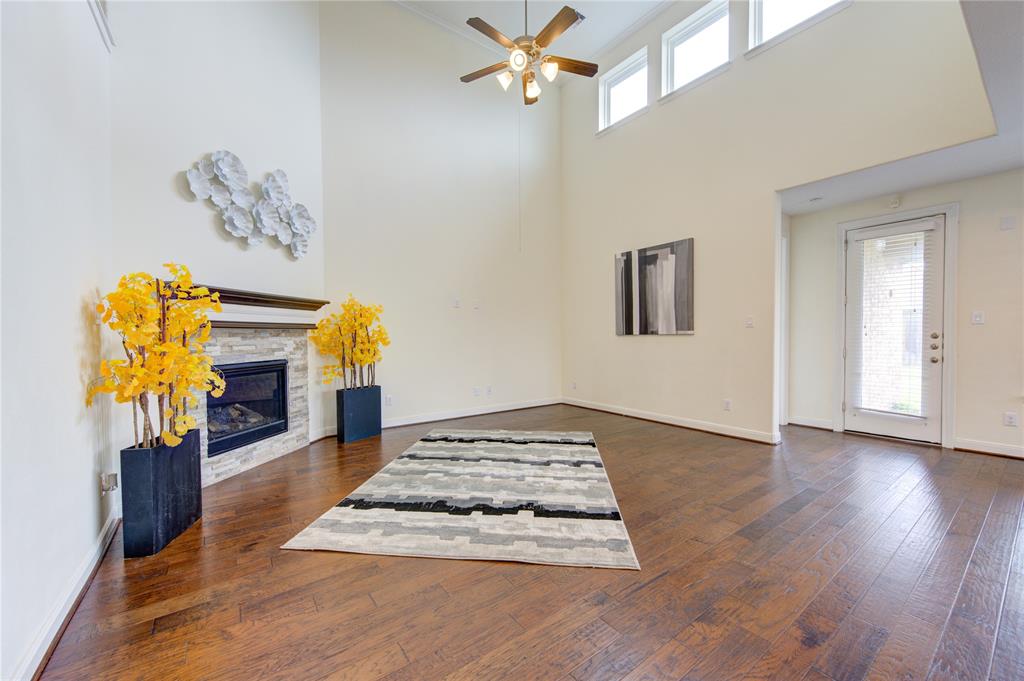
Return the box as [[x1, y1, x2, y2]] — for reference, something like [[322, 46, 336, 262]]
[[310, 294, 390, 389], [87, 263, 226, 449]]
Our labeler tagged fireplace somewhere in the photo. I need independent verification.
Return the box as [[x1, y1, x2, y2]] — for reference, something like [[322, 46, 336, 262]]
[[207, 359, 288, 457]]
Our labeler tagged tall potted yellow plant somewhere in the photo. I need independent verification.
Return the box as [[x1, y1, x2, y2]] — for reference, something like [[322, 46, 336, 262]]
[[310, 295, 390, 442], [87, 263, 225, 557]]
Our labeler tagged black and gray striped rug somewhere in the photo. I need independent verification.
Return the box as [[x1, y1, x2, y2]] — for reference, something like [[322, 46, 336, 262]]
[[282, 429, 639, 570]]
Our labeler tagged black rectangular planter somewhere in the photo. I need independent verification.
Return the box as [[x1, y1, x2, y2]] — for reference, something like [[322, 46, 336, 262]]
[[120, 428, 202, 558], [336, 386, 382, 443]]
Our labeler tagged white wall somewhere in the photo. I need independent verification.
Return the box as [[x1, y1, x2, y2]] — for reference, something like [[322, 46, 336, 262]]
[[1, 2, 116, 678], [558, 0, 994, 442], [788, 169, 1024, 456], [109, 0, 324, 298], [108, 0, 328, 446], [314, 1, 563, 434]]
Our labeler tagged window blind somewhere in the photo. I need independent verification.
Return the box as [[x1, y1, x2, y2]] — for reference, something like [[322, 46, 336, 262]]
[[846, 219, 941, 418]]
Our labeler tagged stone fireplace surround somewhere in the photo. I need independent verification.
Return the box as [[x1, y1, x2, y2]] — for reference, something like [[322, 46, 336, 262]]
[[192, 286, 328, 487]]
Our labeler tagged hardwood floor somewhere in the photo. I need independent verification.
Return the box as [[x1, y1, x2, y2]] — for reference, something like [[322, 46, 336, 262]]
[[39, 405, 1024, 680]]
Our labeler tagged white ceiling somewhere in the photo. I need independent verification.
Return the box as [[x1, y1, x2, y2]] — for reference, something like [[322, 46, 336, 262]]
[[400, 1, 1021, 213], [780, 1, 1023, 214], [399, 1, 670, 63]]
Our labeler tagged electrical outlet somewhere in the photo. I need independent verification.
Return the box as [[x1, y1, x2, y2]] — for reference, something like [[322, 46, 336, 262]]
[[971, 311, 986, 325], [744, 317, 754, 328], [486, 385, 493, 397], [452, 298, 461, 309], [472, 387, 481, 397], [571, 382, 577, 390], [472, 300, 482, 311], [723, 399, 732, 411], [100, 473, 118, 495], [1004, 412, 1019, 427], [385, 394, 393, 407]]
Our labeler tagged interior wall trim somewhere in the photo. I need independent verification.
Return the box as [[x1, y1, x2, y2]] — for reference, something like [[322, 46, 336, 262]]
[[311, 398, 564, 440], [23, 512, 120, 681], [786, 416, 835, 430], [201, 285, 329, 312], [955, 438, 1024, 460], [210, 320, 316, 330], [562, 397, 781, 444]]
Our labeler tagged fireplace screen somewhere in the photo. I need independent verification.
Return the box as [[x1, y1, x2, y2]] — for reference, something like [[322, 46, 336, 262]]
[[207, 359, 288, 456]]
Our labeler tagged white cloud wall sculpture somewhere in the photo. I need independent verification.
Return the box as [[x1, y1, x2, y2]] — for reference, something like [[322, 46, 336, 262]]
[[186, 151, 316, 258]]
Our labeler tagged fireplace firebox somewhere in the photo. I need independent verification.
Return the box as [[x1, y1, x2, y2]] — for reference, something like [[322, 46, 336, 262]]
[[207, 359, 288, 456]]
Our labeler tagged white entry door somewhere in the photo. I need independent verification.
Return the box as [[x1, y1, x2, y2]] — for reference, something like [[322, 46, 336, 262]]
[[844, 215, 945, 443]]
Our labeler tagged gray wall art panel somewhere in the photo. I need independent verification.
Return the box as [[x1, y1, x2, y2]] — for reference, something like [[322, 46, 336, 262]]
[[615, 238, 694, 335]]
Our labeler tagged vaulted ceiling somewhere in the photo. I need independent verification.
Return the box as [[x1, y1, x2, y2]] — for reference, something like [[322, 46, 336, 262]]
[[400, 1, 670, 61]]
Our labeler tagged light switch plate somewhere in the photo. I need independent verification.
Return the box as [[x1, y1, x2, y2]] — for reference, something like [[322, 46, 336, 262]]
[[971, 311, 985, 325], [1005, 412, 1020, 427], [744, 316, 754, 328]]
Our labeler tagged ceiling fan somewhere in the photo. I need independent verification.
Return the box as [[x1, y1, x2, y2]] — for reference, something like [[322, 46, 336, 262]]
[[459, 2, 599, 105]]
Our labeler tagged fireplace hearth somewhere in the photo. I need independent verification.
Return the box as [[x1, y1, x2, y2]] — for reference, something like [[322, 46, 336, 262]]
[[207, 359, 288, 456]]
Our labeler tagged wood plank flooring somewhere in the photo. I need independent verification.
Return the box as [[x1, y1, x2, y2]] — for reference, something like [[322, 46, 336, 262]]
[[39, 405, 1024, 680]]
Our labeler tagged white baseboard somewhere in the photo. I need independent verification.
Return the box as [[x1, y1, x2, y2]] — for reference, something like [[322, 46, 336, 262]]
[[562, 397, 780, 444], [954, 437, 1023, 459], [11, 510, 120, 681], [383, 398, 562, 429], [309, 426, 336, 442], [307, 399, 563, 441], [786, 416, 835, 430]]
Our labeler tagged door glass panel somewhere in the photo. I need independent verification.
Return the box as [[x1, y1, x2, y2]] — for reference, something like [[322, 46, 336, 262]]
[[853, 231, 925, 416]]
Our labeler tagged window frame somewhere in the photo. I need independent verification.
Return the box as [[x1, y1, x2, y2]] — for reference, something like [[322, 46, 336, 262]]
[[598, 47, 649, 132], [748, 0, 852, 56], [660, 0, 730, 98]]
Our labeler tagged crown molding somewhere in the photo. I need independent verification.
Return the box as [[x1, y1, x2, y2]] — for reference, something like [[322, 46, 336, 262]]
[[393, 1, 677, 66], [393, 1, 508, 58], [588, 0, 675, 62], [86, 0, 116, 52]]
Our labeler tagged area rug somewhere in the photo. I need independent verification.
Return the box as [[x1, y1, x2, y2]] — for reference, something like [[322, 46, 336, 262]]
[[282, 429, 640, 570]]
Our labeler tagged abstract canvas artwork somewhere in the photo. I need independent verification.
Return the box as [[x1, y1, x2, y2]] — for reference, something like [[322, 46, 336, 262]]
[[615, 238, 694, 335]]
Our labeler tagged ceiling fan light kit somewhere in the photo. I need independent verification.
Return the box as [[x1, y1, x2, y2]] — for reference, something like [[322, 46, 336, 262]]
[[541, 57, 559, 82], [459, 2, 599, 106], [525, 71, 541, 99], [496, 70, 515, 91]]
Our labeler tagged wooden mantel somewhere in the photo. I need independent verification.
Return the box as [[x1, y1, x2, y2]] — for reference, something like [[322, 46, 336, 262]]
[[202, 285, 329, 330]]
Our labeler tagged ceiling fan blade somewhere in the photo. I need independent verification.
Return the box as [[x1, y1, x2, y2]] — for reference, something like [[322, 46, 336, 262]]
[[546, 55, 599, 78], [460, 62, 509, 83], [534, 6, 583, 48], [466, 17, 516, 49], [522, 72, 538, 105]]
